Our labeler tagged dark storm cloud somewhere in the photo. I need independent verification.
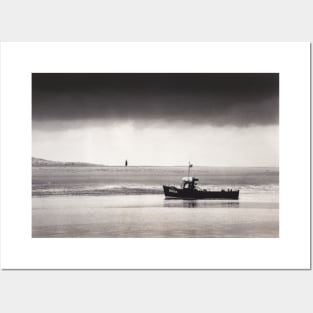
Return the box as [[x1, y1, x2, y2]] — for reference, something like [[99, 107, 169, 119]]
[[32, 73, 279, 126]]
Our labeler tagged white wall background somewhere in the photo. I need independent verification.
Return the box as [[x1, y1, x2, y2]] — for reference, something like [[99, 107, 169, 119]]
[[0, 1, 311, 313]]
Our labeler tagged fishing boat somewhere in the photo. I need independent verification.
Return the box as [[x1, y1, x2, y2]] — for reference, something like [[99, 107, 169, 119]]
[[163, 163, 239, 200]]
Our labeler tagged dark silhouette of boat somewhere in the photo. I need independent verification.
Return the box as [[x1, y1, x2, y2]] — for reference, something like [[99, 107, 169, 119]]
[[163, 163, 239, 200]]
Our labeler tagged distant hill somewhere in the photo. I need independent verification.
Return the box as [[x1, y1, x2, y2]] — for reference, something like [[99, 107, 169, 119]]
[[32, 157, 104, 167]]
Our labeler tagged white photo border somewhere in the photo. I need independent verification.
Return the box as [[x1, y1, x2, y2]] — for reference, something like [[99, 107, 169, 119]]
[[0, 42, 310, 269]]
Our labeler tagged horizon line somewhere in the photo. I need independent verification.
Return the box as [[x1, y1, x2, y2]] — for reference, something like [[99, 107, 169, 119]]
[[32, 156, 278, 168]]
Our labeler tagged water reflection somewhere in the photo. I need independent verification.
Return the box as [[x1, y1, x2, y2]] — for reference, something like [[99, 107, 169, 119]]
[[163, 199, 240, 208]]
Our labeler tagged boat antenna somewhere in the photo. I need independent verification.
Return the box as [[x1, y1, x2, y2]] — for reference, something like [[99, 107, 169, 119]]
[[188, 161, 193, 177]]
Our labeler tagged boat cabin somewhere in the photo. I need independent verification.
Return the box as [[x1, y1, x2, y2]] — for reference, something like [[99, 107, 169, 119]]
[[181, 177, 199, 190]]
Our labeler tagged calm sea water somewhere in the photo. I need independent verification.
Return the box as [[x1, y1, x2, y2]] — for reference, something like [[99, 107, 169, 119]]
[[32, 166, 279, 238]]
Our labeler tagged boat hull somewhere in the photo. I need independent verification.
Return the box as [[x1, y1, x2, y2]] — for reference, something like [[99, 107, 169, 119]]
[[163, 185, 239, 200]]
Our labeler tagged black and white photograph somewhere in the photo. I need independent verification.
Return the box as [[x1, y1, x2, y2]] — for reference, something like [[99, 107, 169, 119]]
[[1, 2, 312, 311], [32, 73, 279, 238]]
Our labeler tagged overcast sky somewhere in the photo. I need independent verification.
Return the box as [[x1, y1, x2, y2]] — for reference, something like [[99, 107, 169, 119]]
[[32, 73, 279, 166]]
